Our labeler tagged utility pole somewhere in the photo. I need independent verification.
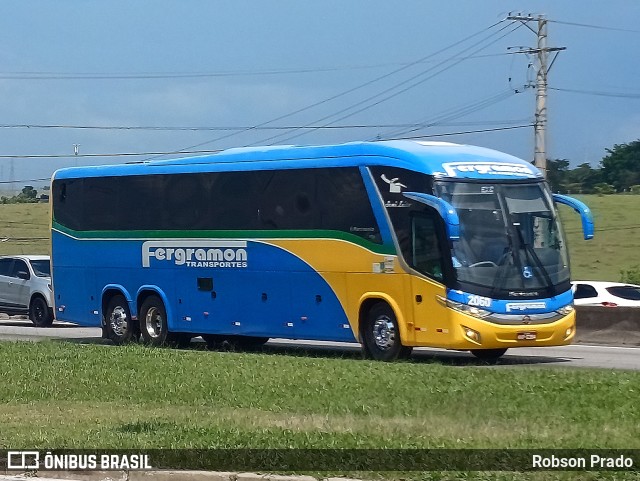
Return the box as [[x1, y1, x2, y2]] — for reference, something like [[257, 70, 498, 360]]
[[507, 14, 565, 178]]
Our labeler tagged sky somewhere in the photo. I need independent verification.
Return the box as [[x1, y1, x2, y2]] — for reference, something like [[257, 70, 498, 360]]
[[1, 0, 639, 192]]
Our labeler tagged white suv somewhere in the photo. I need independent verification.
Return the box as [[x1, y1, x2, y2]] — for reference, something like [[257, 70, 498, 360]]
[[0, 255, 54, 326]]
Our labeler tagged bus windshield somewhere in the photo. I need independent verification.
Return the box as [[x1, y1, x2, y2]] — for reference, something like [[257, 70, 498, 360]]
[[435, 181, 570, 297]]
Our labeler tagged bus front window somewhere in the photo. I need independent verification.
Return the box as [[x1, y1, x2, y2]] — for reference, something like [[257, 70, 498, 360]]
[[436, 182, 571, 297]]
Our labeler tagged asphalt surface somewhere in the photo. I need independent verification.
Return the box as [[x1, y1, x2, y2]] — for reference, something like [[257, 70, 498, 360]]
[[1, 316, 638, 370]]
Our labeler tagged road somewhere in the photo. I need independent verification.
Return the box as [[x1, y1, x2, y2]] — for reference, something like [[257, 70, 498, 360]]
[[0, 317, 638, 371]]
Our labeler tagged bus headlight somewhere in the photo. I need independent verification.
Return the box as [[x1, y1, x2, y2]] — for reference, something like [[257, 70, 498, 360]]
[[438, 296, 491, 319], [556, 305, 574, 316]]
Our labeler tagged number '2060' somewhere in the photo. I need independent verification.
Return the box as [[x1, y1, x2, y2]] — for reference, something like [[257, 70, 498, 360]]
[[468, 295, 491, 307]]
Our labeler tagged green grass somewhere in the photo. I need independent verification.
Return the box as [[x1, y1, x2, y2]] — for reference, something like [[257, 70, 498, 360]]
[[558, 194, 640, 281], [0, 341, 638, 451], [1, 342, 638, 480], [0, 203, 50, 255]]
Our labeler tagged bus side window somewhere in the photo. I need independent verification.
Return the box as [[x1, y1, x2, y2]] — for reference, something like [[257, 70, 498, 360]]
[[411, 213, 444, 281], [259, 169, 317, 230]]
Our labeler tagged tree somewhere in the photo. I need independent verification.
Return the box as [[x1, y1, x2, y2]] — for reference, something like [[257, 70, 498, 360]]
[[0, 185, 41, 204], [566, 163, 602, 194], [601, 140, 640, 192], [21, 186, 37, 199], [15, 185, 39, 203], [546, 158, 570, 192]]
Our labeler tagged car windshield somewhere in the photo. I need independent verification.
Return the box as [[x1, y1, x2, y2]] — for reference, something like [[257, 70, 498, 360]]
[[435, 181, 570, 296], [30, 259, 51, 277]]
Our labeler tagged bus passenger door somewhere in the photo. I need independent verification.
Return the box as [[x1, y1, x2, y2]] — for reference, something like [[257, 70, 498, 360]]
[[408, 212, 451, 346]]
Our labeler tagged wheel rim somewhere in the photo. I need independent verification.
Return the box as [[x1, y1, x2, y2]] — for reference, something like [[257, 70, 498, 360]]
[[109, 305, 129, 337], [33, 300, 45, 321], [144, 306, 163, 339], [372, 315, 396, 351]]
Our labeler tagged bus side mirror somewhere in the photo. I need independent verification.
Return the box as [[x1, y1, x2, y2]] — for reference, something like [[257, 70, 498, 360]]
[[552, 194, 594, 240], [403, 192, 460, 241]]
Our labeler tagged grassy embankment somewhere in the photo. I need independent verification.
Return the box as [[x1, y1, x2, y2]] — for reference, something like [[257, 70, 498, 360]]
[[557, 194, 640, 281], [0, 341, 638, 481]]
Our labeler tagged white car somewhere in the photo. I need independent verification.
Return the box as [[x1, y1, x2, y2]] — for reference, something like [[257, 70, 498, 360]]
[[572, 281, 640, 307], [0, 255, 54, 326]]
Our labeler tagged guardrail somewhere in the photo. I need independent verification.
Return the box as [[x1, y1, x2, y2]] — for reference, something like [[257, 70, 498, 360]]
[[575, 306, 640, 346]]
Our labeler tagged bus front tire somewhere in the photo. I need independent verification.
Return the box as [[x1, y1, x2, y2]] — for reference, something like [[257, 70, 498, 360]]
[[470, 348, 508, 363], [362, 302, 412, 361], [105, 294, 139, 345]]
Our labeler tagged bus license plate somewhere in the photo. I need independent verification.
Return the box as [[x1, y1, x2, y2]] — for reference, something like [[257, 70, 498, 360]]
[[517, 331, 537, 341]]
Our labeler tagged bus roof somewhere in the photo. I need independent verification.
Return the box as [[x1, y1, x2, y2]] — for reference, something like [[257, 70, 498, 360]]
[[53, 140, 543, 181]]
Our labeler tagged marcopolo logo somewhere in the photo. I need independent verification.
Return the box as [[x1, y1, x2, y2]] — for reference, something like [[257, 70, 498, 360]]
[[142, 240, 248, 268]]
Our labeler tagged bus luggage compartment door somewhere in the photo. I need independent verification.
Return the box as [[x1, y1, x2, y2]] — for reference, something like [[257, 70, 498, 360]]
[[176, 271, 294, 339]]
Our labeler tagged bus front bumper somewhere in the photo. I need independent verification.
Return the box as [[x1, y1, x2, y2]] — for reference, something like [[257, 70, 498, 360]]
[[441, 310, 576, 350]]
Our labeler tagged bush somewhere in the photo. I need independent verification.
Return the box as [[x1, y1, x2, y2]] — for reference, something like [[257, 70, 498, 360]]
[[620, 264, 640, 284], [593, 183, 616, 195]]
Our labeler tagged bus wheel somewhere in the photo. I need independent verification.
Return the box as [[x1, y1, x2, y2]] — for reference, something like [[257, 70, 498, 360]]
[[30, 296, 53, 327], [105, 294, 138, 345], [470, 348, 508, 363], [139, 295, 170, 346], [362, 302, 412, 361]]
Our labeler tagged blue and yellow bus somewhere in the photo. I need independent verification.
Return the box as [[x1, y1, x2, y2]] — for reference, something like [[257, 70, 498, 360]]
[[51, 140, 593, 360]]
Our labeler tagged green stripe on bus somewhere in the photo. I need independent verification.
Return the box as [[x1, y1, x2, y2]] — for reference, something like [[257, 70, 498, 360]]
[[51, 222, 396, 255]]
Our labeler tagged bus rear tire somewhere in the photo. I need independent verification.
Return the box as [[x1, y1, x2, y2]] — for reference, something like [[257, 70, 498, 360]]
[[105, 294, 138, 345], [139, 295, 174, 347], [470, 348, 508, 362], [362, 302, 412, 361]]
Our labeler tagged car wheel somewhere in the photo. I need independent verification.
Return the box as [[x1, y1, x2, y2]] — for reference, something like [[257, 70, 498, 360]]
[[30, 296, 53, 327], [362, 302, 412, 361], [105, 294, 139, 344]]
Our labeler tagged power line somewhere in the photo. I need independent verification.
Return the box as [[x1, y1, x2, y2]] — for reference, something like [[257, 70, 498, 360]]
[[257, 21, 522, 146], [0, 150, 221, 159], [0, 53, 514, 80], [550, 87, 640, 99], [0, 121, 525, 132], [549, 19, 640, 34], [144, 19, 510, 160], [0, 177, 50, 184], [383, 124, 534, 141], [374, 89, 519, 140], [0, 125, 532, 160]]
